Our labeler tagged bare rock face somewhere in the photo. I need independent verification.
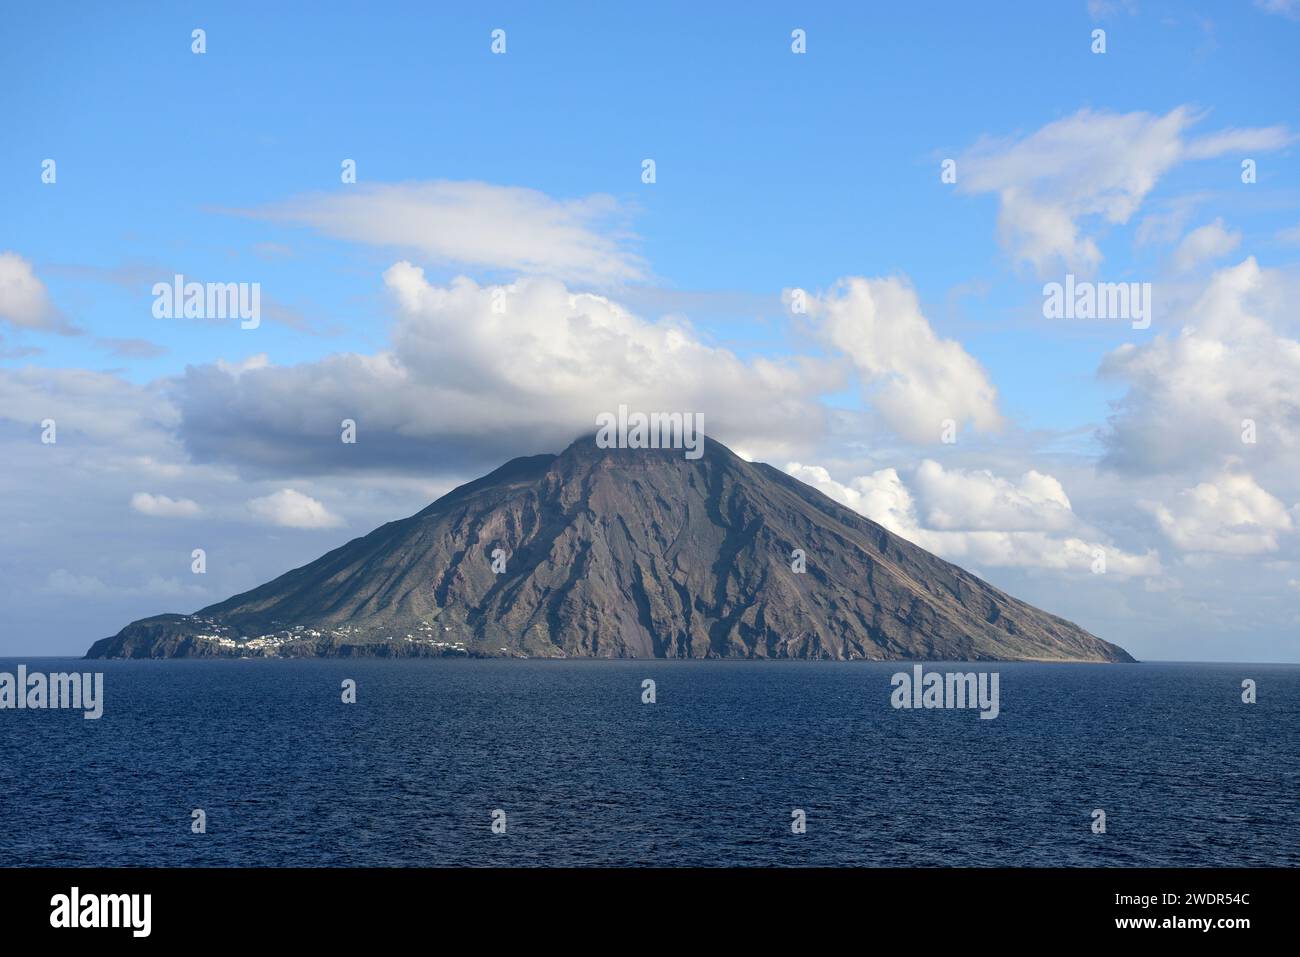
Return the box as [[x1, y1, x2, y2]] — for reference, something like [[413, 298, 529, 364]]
[[87, 436, 1134, 662]]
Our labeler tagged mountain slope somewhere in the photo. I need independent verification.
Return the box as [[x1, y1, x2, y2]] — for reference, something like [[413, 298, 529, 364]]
[[86, 436, 1134, 662]]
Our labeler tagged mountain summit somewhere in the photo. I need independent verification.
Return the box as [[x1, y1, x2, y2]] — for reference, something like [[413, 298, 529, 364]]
[[87, 436, 1133, 662]]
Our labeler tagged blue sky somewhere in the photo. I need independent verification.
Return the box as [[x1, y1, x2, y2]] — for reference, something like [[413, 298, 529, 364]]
[[2, 1, 1299, 660]]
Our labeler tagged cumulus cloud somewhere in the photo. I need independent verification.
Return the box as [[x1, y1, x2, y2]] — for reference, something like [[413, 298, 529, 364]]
[[795, 276, 1002, 444], [957, 108, 1292, 276], [173, 266, 833, 476], [1100, 257, 1300, 474], [910, 460, 1076, 532], [786, 460, 1159, 577], [246, 488, 343, 528], [1171, 219, 1240, 273], [130, 492, 201, 518], [785, 463, 919, 539], [0, 251, 77, 334], [242, 181, 647, 286], [1144, 472, 1294, 554]]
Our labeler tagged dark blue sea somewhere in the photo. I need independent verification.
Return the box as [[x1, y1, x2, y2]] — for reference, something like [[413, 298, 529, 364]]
[[1, 659, 1295, 867]]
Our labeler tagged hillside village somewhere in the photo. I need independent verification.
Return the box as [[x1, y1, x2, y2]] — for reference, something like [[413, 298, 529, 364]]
[[183, 616, 471, 657]]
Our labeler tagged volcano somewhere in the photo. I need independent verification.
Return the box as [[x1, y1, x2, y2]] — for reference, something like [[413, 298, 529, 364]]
[[86, 436, 1133, 662]]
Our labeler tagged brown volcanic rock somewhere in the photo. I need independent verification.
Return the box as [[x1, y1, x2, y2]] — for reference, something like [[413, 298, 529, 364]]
[[87, 436, 1134, 662]]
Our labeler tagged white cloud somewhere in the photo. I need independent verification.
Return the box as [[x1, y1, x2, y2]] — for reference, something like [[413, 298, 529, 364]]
[[1182, 125, 1296, 160], [796, 276, 1002, 444], [1145, 472, 1294, 554], [246, 181, 647, 286], [1171, 219, 1240, 273], [957, 108, 1292, 276], [785, 463, 919, 539], [246, 488, 342, 528], [785, 460, 1159, 577], [175, 266, 834, 474], [910, 459, 1076, 532], [1100, 257, 1300, 474], [0, 251, 74, 333], [130, 492, 202, 518]]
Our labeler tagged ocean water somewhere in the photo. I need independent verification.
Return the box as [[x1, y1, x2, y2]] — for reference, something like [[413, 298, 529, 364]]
[[0, 658, 1295, 867]]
